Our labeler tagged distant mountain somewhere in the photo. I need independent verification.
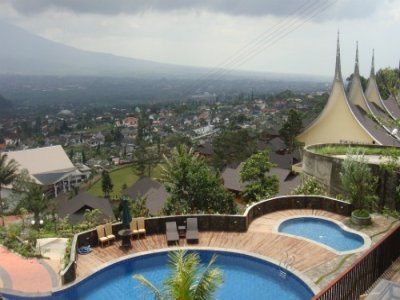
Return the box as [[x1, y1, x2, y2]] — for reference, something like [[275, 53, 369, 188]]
[[0, 21, 328, 82], [0, 94, 11, 105], [0, 94, 12, 115], [0, 20, 209, 78]]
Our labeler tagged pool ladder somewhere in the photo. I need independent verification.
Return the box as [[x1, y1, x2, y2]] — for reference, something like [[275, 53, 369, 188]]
[[279, 251, 296, 279]]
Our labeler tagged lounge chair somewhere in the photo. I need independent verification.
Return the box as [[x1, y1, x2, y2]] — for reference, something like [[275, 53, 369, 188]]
[[130, 218, 140, 239], [186, 218, 199, 244], [105, 223, 116, 244], [166, 221, 179, 246], [96, 225, 109, 247], [137, 217, 146, 237]]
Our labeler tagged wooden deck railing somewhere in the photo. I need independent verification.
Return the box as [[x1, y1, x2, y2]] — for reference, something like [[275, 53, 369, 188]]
[[60, 195, 353, 284], [312, 223, 400, 300]]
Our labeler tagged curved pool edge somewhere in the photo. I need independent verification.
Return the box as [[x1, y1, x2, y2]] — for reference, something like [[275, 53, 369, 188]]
[[273, 215, 372, 255], [0, 246, 320, 298]]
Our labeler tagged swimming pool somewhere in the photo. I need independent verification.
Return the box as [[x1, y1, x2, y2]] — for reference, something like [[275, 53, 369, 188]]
[[1, 249, 316, 300], [277, 216, 370, 253]]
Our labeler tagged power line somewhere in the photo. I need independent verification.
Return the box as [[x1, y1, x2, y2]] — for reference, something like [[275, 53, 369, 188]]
[[182, 0, 337, 98], [210, 0, 338, 81]]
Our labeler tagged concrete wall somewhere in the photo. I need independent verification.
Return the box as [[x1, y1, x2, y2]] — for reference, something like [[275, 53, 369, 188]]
[[60, 195, 353, 285], [303, 143, 400, 209]]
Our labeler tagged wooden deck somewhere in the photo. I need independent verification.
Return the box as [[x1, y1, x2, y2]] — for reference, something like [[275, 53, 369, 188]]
[[77, 209, 348, 281]]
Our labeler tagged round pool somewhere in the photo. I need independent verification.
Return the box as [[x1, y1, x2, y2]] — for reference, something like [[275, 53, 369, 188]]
[[2, 250, 315, 300], [277, 216, 369, 253]]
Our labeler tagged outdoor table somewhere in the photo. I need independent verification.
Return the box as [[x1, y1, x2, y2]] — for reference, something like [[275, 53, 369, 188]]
[[118, 229, 133, 249], [178, 225, 186, 238]]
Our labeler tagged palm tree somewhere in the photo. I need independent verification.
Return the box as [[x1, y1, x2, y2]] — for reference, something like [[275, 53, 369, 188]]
[[134, 250, 223, 300], [0, 153, 18, 226]]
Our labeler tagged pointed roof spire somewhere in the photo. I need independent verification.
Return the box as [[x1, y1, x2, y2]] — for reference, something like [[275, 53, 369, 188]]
[[335, 30, 343, 82], [370, 49, 375, 78], [354, 41, 360, 76]]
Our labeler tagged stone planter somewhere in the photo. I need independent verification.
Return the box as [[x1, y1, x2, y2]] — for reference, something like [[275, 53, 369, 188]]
[[351, 211, 372, 225]]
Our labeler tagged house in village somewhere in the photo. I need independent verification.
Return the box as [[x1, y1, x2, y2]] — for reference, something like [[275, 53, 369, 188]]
[[122, 117, 139, 128], [56, 192, 115, 225], [2, 145, 88, 200], [122, 177, 169, 215], [221, 163, 300, 199]]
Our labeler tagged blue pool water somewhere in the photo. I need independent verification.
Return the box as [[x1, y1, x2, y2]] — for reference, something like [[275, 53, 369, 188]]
[[278, 217, 365, 252], [2, 250, 314, 300]]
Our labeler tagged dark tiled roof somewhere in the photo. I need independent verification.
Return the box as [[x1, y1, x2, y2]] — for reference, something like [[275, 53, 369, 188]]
[[123, 177, 161, 199], [144, 187, 170, 214], [383, 98, 400, 119], [195, 141, 214, 156], [349, 103, 400, 146], [56, 192, 115, 225], [269, 152, 295, 169], [221, 166, 244, 192], [267, 137, 286, 152], [277, 173, 300, 196], [367, 102, 400, 139], [33, 172, 70, 185], [221, 163, 297, 196], [123, 177, 169, 215]]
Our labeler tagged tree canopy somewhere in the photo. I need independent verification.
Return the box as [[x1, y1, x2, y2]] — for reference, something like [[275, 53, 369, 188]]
[[101, 170, 113, 198], [0, 154, 18, 226], [376, 67, 400, 101], [279, 109, 303, 152], [161, 145, 236, 214], [212, 129, 257, 170], [134, 250, 223, 300], [240, 150, 279, 203], [340, 150, 377, 212], [12, 170, 49, 225]]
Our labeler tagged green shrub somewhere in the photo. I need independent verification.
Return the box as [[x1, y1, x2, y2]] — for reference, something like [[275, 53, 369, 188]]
[[352, 209, 370, 218], [291, 176, 326, 195], [63, 238, 72, 268], [340, 149, 378, 212]]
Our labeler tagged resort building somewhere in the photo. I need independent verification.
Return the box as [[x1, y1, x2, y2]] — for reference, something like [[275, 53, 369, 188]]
[[56, 192, 115, 225], [2, 145, 85, 198], [297, 35, 400, 146]]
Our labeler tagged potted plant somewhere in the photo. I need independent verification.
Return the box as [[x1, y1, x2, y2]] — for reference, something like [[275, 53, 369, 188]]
[[340, 150, 377, 225]]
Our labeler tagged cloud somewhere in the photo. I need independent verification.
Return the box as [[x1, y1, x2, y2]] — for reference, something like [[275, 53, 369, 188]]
[[6, 0, 383, 20]]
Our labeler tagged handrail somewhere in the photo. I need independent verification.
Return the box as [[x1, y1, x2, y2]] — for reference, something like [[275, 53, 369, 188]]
[[60, 195, 352, 285], [312, 222, 400, 299]]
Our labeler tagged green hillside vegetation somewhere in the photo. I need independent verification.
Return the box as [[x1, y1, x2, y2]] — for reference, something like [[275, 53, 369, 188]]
[[88, 164, 164, 198], [312, 145, 400, 157]]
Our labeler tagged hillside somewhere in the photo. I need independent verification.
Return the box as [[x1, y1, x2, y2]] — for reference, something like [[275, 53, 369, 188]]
[[0, 20, 206, 78]]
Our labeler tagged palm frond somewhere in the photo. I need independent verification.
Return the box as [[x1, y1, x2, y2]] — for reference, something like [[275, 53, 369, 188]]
[[192, 255, 223, 300], [133, 274, 164, 300]]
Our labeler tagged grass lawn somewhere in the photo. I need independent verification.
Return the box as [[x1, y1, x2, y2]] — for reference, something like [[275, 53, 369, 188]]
[[312, 145, 400, 157], [87, 164, 164, 198]]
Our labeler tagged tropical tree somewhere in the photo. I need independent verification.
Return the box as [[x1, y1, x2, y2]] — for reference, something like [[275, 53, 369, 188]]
[[134, 250, 223, 300], [340, 150, 377, 215], [83, 208, 102, 229], [376, 67, 400, 102], [161, 145, 236, 214], [240, 150, 279, 203], [132, 143, 147, 177], [279, 109, 303, 152], [101, 170, 113, 198], [131, 195, 149, 217], [291, 176, 326, 196], [13, 170, 49, 226], [0, 154, 18, 226], [212, 129, 257, 170]]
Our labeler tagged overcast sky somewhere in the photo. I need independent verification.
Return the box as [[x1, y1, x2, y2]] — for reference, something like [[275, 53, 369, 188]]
[[0, 0, 399, 77]]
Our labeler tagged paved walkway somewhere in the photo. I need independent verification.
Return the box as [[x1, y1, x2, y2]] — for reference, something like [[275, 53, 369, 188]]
[[0, 246, 59, 293]]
